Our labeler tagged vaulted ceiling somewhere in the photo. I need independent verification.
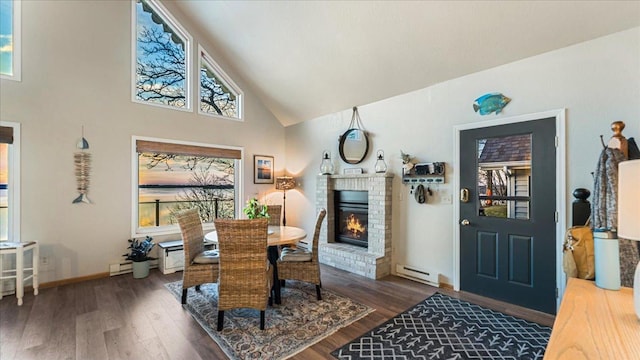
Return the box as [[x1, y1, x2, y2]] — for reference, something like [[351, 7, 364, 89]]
[[173, 1, 640, 126]]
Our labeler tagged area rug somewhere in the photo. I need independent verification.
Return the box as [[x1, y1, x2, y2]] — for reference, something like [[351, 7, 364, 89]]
[[165, 280, 374, 360], [332, 293, 552, 360]]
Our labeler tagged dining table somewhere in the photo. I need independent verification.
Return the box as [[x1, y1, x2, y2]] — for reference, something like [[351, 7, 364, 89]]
[[204, 225, 307, 304]]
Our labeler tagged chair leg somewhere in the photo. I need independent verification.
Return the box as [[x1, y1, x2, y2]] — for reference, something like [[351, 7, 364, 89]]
[[260, 310, 265, 330], [181, 289, 188, 304], [217, 311, 224, 331], [316, 284, 322, 300], [195, 285, 201, 291]]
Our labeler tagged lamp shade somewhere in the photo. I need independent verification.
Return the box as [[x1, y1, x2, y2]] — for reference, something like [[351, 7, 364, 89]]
[[275, 176, 296, 191], [618, 159, 640, 240]]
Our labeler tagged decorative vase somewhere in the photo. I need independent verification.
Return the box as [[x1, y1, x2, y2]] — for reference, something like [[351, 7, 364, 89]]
[[402, 162, 414, 175], [132, 260, 150, 279]]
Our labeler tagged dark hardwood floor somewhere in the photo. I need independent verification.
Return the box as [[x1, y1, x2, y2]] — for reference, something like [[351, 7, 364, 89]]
[[0, 265, 555, 360]]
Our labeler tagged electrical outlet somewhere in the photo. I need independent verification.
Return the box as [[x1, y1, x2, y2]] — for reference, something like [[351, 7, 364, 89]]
[[41, 256, 49, 265]]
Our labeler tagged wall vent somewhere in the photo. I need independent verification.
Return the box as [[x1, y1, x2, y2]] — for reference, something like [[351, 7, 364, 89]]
[[396, 264, 440, 287]]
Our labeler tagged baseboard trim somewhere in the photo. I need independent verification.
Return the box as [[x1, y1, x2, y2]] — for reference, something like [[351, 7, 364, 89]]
[[440, 282, 454, 291], [37, 272, 110, 289]]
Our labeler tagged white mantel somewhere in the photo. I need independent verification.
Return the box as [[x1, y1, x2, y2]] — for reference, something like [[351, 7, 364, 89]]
[[316, 173, 393, 279]]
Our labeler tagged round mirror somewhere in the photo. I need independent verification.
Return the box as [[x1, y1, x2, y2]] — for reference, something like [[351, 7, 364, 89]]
[[339, 128, 369, 164]]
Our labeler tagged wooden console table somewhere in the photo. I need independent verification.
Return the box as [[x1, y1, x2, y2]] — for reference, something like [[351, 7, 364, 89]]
[[544, 278, 640, 359]]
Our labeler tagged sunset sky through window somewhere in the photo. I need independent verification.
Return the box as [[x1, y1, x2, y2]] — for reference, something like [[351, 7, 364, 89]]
[[0, 0, 13, 76]]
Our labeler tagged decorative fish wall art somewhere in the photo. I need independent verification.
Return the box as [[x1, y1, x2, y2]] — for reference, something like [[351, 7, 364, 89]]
[[73, 127, 92, 204], [473, 93, 511, 115]]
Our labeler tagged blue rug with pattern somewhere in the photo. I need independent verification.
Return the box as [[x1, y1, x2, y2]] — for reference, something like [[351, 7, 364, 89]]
[[332, 293, 551, 360]]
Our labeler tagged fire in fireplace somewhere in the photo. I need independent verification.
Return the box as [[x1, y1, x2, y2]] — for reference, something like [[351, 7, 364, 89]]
[[335, 190, 368, 248]]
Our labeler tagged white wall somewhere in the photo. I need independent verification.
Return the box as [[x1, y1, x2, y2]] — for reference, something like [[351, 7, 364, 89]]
[[285, 27, 640, 286], [0, 1, 286, 282]]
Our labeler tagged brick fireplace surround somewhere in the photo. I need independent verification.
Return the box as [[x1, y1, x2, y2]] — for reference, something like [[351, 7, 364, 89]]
[[316, 173, 393, 279]]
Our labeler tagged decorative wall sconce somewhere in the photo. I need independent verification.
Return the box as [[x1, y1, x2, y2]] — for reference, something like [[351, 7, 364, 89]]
[[320, 150, 334, 175], [375, 149, 387, 173]]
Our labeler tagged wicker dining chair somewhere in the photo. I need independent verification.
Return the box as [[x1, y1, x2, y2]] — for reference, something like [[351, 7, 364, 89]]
[[266, 205, 282, 226], [277, 208, 326, 300], [214, 218, 273, 331], [176, 209, 220, 305]]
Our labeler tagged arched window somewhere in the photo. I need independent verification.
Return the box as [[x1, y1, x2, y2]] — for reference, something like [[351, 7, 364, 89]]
[[132, 0, 192, 111], [199, 46, 243, 120]]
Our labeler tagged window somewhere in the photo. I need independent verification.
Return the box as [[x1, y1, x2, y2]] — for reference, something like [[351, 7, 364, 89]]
[[0, 122, 20, 241], [0, 0, 21, 81], [199, 46, 243, 120], [132, 137, 242, 236], [132, 0, 191, 110]]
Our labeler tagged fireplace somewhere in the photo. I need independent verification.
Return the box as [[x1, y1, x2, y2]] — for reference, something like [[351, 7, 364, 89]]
[[317, 173, 393, 279], [335, 190, 368, 248]]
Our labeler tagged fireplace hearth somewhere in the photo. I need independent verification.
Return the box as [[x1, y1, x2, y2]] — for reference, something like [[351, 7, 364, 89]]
[[335, 190, 368, 248]]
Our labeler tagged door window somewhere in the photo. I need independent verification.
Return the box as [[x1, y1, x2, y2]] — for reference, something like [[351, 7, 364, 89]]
[[476, 134, 531, 220]]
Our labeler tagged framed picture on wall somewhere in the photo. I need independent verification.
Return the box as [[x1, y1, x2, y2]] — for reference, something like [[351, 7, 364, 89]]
[[254, 155, 274, 184]]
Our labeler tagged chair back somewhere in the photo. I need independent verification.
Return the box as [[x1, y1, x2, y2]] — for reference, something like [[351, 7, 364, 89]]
[[266, 205, 282, 226], [176, 208, 204, 264], [310, 209, 327, 262], [214, 218, 270, 310]]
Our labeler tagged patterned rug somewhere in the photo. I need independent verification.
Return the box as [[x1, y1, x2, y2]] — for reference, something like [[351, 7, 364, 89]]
[[165, 280, 374, 359], [332, 293, 552, 360]]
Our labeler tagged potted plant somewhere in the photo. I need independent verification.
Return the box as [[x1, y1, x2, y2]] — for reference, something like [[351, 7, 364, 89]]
[[123, 236, 155, 279], [242, 197, 270, 219]]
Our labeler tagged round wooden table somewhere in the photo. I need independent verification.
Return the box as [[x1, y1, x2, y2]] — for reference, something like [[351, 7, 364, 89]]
[[204, 225, 307, 304]]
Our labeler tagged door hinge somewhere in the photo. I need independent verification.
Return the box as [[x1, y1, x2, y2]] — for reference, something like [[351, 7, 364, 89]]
[[555, 136, 559, 147], [555, 211, 559, 223], [556, 288, 559, 298]]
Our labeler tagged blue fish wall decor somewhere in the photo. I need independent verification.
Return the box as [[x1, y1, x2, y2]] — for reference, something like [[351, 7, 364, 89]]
[[473, 93, 511, 115]]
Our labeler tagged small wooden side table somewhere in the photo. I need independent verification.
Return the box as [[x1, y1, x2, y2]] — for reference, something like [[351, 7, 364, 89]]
[[544, 278, 640, 359]]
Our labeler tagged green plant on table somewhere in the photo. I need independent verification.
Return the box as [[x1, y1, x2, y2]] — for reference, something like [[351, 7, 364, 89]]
[[242, 198, 270, 219]]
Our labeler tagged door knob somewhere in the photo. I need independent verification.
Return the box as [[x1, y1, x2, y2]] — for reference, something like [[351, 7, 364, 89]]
[[460, 219, 470, 226]]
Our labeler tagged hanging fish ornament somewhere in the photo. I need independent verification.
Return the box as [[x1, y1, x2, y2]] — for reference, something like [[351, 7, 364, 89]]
[[473, 93, 511, 115], [73, 126, 92, 204]]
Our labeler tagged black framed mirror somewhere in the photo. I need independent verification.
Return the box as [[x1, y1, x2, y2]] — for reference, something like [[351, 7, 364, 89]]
[[339, 128, 369, 164]]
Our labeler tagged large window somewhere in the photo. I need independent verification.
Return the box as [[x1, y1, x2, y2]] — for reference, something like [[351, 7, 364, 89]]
[[0, 122, 20, 241], [132, 137, 241, 236], [199, 46, 243, 120], [132, 0, 191, 110], [0, 0, 21, 81]]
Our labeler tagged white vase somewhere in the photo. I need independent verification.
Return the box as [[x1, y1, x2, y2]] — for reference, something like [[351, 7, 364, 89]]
[[132, 260, 150, 279]]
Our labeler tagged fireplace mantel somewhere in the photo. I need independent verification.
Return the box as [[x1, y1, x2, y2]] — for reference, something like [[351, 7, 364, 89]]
[[316, 173, 393, 279]]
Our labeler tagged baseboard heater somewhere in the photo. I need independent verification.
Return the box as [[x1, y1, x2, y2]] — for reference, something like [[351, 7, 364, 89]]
[[109, 259, 159, 276], [396, 264, 440, 287]]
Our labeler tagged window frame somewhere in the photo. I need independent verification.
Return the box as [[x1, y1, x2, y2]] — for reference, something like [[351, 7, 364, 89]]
[[0, 121, 20, 242], [131, 135, 243, 237], [198, 45, 244, 121], [131, 0, 192, 112], [0, 0, 21, 81]]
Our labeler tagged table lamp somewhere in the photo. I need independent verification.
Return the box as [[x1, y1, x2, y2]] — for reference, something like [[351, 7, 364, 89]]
[[618, 159, 640, 319], [275, 176, 296, 226]]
